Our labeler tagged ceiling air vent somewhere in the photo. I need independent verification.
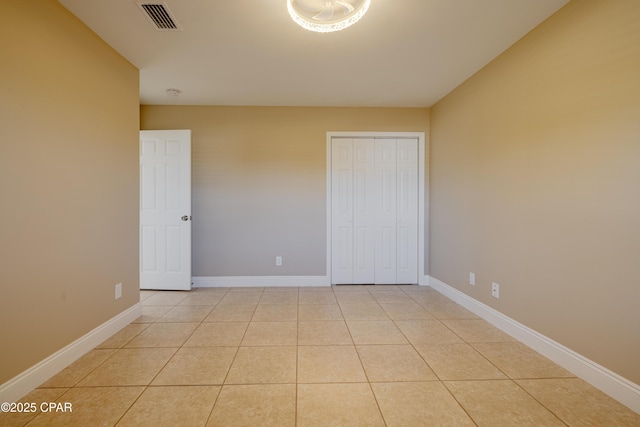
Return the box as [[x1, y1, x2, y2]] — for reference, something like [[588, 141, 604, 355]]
[[138, 2, 182, 31]]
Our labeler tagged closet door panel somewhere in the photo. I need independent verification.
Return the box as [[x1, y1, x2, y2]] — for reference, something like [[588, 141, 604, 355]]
[[396, 139, 419, 283], [331, 139, 354, 284], [374, 139, 397, 284], [353, 139, 375, 283]]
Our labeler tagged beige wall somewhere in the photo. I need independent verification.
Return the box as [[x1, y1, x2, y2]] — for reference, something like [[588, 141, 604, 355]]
[[141, 106, 429, 277], [0, 0, 139, 384], [430, 0, 640, 384]]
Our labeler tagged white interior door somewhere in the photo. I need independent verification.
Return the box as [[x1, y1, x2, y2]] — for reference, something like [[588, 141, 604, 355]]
[[331, 139, 354, 284], [140, 130, 191, 290], [374, 139, 398, 284], [331, 137, 418, 285], [353, 139, 376, 283], [396, 139, 419, 283]]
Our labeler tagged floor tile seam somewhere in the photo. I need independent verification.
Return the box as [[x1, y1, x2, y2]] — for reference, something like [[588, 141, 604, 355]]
[[53, 347, 125, 389], [446, 378, 571, 426], [333, 298, 357, 348], [438, 380, 481, 427], [437, 340, 513, 381]]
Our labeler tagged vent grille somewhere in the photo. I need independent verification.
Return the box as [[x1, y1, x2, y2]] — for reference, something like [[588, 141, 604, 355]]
[[138, 3, 181, 31]]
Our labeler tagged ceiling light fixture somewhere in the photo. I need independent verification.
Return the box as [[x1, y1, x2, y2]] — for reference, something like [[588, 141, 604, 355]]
[[287, 0, 371, 33]]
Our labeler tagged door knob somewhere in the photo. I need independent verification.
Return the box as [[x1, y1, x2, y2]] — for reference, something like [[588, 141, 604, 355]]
[[181, 215, 191, 221]]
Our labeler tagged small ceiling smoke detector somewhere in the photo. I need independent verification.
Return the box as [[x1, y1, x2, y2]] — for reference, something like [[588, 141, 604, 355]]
[[166, 88, 181, 96], [138, 2, 182, 31]]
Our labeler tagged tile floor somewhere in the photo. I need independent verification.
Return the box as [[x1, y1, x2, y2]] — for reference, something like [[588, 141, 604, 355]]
[[3, 285, 639, 426]]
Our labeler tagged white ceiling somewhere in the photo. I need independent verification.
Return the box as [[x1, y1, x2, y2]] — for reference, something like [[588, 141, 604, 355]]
[[58, 0, 568, 107]]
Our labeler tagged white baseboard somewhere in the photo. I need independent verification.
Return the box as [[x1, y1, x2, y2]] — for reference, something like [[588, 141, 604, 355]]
[[192, 276, 331, 288], [0, 303, 142, 403], [427, 276, 640, 414]]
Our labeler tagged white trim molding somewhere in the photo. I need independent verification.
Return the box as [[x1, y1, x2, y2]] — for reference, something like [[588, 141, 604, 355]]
[[0, 303, 142, 403], [192, 276, 330, 288], [428, 276, 640, 414]]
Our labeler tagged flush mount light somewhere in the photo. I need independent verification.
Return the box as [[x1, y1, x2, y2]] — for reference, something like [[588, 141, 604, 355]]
[[287, 0, 371, 33]]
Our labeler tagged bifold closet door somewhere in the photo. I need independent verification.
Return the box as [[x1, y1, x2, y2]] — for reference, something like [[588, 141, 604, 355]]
[[331, 139, 375, 284], [331, 137, 418, 285]]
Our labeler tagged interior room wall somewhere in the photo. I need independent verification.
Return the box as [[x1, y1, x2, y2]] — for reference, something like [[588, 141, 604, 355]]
[[140, 106, 429, 278], [429, 0, 640, 384], [0, 0, 140, 384]]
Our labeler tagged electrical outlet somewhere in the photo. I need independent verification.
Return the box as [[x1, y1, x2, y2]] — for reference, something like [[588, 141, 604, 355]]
[[115, 283, 122, 300], [469, 272, 475, 286], [491, 282, 500, 298], [275, 256, 282, 266]]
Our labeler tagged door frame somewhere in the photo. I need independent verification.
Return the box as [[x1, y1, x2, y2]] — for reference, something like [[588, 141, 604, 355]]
[[326, 131, 427, 285]]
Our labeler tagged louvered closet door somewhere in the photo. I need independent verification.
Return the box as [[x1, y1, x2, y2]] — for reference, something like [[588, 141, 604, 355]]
[[331, 137, 418, 285]]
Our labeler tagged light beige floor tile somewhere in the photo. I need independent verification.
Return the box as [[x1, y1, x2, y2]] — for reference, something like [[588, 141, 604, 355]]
[[339, 303, 389, 320], [298, 292, 337, 305], [252, 304, 298, 321], [77, 348, 177, 386], [25, 386, 144, 427], [405, 291, 452, 305], [40, 349, 117, 388], [395, 320, 464, 344], [298, 321, 353, 345], [139, 290, 158, 301], [241, 322, 297, 346], [228, 287, 264, 292], [141, 292, 189, 306], [445, 380, 565, 426], [424, 302, 479, 319], [117, 385, 220, 427], [372, 382, 475, 427], [0, 387, 68, 427], [133, 305, 173, 323], [178, 292, 225, 305], [356, 345, 437, 381], [516, 378, 640, 426], [125, 322, 198, 347], [217, 292, 262, 306], [415, 342, 507, 380], [346, 320, 408, 344], [297, 383, 385, 427], [298, 346, 366, 383], [156, 305, 213, 322], [226, 346, 297, 384], [379, 302, 435, 320], [335, 292, 376, 304], [184, 322, 248, 346], [263, 286, 299, 292], [332, 285, 373, 292], [152, 347, 237, 385], [96, 323, 150, 348], [298, 304, 343, 321], [370, 291, 414, 303], [299, 286, 333, 292], [472, 342, 574, 378], [207, 384, 296, 427], [442, 319, 515, 342], [259, 292, 298, 305], [204, 304, 256, 322]]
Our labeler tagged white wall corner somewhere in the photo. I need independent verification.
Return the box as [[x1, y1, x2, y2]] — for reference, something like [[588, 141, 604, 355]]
[[192, 276, 331, 288], [426, 276, 640, 414], [0, 303, 142, 403]]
